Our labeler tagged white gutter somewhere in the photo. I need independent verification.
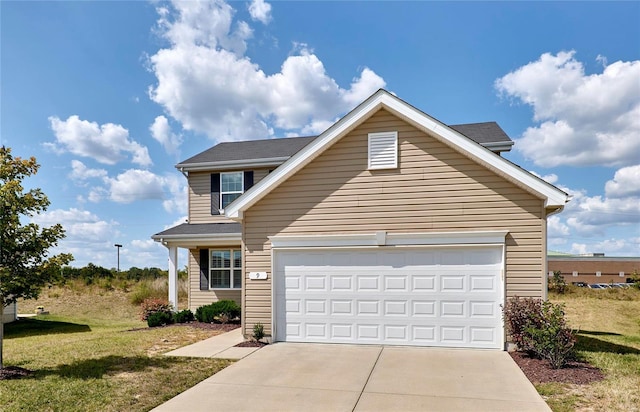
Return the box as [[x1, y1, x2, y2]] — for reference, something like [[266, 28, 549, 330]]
[[176, 156, 290, 172]]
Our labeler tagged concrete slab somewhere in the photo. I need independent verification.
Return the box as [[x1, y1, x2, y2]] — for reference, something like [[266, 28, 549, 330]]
[[208, 343, 381, 392], [214, 346, 260, 359], [153, 343, 551, 412], [154, 381, 360, 412], [164, 328, 252, 359], [356, 392, 551, 412], [365, 347, 547, 404]]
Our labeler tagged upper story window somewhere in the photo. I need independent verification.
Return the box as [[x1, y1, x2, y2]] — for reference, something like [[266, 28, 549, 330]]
[[211, 171, 254, 214], [221, 172, 243, 209]]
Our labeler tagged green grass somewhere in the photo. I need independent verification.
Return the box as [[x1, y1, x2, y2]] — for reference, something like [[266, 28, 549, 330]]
[[0, 284, 232, 412], [542, 288, 640, 411]]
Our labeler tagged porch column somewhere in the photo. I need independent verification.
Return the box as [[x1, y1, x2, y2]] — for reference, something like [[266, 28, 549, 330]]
[[168, 246, 178, 310]]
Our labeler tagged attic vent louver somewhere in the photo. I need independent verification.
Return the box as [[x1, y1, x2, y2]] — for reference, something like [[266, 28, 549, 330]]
[[368, 131, 398, 169]]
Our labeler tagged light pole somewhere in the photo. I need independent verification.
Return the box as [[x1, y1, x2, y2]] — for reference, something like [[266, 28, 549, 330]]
[[114, 244, 122, 272]]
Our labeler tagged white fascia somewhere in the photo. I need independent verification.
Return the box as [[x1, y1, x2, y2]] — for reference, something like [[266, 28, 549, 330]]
[[153, 233, 241, 249], [176, 157, 290, 173], [270, 230, 509, 249]]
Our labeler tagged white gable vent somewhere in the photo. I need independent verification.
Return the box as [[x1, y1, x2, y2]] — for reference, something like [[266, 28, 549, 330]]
[[368, 131, 398, 169]]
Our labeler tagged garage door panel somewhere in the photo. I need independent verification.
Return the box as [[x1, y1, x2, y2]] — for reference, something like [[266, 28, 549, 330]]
[[357, 276, 380, 291], [412, 300, 436, 316], [412, 275, 436, 291], [275, 247, 503, 349]]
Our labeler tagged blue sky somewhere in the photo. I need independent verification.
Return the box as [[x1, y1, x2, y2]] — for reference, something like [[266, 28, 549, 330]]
[[1, 1, 639, 269]]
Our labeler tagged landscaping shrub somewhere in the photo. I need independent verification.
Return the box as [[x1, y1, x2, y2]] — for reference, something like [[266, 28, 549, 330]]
[[502, 296, 576, 368], [147, 311, 174, 327], [140, 298, 173, 321], [527, 301, 576, 369], [253, 322, 265, 341], [195, 305, 215, 323], [548, 271, 567, 294], [194, 300, 241, 323], [174, 309, 194, 324]]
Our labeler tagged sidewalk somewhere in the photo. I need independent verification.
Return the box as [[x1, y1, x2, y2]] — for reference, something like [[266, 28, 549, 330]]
[[164, 327, 260, 360]]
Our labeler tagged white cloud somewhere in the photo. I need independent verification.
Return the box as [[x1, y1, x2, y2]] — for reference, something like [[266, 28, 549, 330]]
[[148, 0, 385, 142], [47, 115, 152, 167], [69, 160, 107, 184], [248, 0, 272, 24], [496, 51, 640, 167], [32, 208, 118, 242], [131, 239, 158, 251], [605, 165, 640, 198], [570, 238, 640, 257], [101, 169, 176, 208], [150, 115, 183, 155], [546, 169, 640, 242]]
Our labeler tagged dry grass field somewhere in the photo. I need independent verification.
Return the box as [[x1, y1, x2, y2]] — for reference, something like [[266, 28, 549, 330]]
[[542, 287, 640, 411], [1, 283, 230, 412]]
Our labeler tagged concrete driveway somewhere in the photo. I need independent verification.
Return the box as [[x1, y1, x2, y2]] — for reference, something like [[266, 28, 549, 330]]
[[153, 343, 550, 412]]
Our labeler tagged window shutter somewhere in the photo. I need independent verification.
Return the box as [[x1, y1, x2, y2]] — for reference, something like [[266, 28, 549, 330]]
[[244, 171, 254, 190], [199, 249, 209, 290], [211, 173, 220, 215], [368, 132, 398, 169]]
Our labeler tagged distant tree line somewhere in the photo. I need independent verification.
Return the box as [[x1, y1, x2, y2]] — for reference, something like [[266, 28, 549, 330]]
[[60, 263, 187, 284]]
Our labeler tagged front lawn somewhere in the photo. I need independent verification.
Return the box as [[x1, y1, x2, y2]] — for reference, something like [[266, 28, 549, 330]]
[[0, 285, 232, 412], [541, 288, 640, 411]]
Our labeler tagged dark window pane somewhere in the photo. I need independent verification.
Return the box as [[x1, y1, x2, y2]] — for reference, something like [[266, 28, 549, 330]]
[[233, 250, 242, 268], [233, 270, 242, 288], [221, 193, 242, 208], [211, 270, 230, 288], [211, 251, 230, 268]]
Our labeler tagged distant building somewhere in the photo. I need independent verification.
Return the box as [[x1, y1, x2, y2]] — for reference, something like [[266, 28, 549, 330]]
[[548, 252, 640, 285]]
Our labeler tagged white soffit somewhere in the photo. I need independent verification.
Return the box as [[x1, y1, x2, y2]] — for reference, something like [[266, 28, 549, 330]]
[[225, 89, 568, 220]]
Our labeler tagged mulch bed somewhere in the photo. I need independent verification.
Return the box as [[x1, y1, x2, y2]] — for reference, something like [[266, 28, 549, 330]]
[[0, 366, 33, 380], [235, 340, 268, 348], [510, 351, 605, 385]]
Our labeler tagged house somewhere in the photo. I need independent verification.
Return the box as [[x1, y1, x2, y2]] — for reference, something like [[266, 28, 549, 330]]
[[153, 89, 568, 350], [548, 254, 640, 285], [2, 302, 17, 324]]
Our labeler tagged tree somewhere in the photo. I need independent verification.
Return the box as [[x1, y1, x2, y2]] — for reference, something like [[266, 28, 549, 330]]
[[0, 147, 73, 369]]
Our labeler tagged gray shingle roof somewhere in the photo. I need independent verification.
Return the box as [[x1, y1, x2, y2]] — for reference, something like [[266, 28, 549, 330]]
[[178, 136, 316, 166], [449, 122, 511, 144], [152, 223, 241, 238], [177, 122, 511, 167]]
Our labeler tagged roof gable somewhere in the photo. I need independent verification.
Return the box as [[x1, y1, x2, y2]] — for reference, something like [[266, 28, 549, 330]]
[[225, 89, 568, 219], [176, 122, 512, 172]]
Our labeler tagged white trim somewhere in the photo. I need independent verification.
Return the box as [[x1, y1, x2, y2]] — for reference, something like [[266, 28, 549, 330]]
[[177, 157, 290, 172], [270, 230, 508, 249], [225, 89, 568, 220], [168, 246, 178, 310], [154, 234, 241, 249], [209, 248, 242, 290]]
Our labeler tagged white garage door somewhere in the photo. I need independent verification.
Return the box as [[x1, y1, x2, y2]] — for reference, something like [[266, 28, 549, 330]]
[[274, 246, 504, 349]]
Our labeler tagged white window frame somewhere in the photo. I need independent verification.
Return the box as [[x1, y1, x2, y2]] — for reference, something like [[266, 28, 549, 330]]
[[220, 172, 244, 211], [209, 249, 242, 290]]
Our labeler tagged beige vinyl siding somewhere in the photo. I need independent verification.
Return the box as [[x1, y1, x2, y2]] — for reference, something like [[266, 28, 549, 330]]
[[242, 108, 546, 336], [188, 248, 241, 312], [188, 168, 271, 223]]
